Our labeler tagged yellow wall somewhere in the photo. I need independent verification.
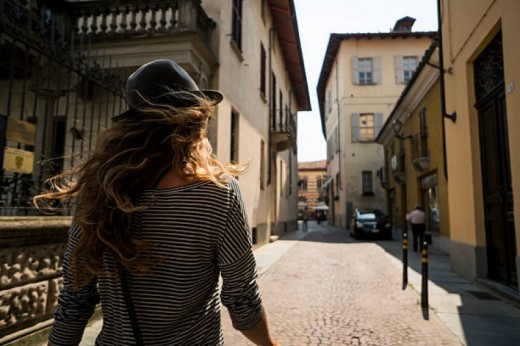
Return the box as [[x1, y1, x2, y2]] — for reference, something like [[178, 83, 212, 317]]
[[387, 81, 450, 238], [443, 0, 520, 253]]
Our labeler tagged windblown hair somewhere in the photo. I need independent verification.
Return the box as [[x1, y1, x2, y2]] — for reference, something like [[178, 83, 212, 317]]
[[34, 93, 244, 288]]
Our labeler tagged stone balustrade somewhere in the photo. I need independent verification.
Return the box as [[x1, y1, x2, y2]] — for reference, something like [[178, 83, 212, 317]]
[[0, 217, 70, 344], [72, 0, 215, 41]]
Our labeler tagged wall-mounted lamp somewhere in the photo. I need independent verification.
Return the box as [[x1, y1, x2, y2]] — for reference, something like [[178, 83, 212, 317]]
[[444, 112, 457, 123], [70, 127, 84, 141], [392, 120, 412, 140]]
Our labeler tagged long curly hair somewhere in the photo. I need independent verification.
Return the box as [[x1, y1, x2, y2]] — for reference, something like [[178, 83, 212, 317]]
[[34, 93, 244, 288]]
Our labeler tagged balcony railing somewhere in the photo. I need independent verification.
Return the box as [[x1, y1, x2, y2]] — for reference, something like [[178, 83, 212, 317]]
[[270, 108, 296, 152], [71, 0, 215, 42]]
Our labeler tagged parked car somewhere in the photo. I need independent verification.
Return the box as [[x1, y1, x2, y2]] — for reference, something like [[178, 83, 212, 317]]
[[350, 209, 392, 240]]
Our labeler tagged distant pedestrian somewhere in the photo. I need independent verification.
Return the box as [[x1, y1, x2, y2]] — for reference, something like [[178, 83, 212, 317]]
[[316, 211, 322, 224], [406, 204, 426, 252], [35, 59, 277, 346], [302, 209, 309, 231]]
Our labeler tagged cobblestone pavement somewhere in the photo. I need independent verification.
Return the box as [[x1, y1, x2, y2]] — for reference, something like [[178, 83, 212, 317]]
[[221, 225, 462, 345]]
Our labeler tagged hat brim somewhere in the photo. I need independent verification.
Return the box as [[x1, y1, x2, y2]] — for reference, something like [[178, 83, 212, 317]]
[[111, 89, 223, 122]]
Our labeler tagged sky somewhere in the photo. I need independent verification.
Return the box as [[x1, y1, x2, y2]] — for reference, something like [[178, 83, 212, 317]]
[[293, 0, 439, 163]]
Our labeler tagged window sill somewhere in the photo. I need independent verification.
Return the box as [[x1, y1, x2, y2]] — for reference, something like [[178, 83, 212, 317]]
[[229, 39, 244, 62]]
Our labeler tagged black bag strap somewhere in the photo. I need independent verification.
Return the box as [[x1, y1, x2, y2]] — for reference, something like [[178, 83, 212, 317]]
[[120, 268, 145, 346]]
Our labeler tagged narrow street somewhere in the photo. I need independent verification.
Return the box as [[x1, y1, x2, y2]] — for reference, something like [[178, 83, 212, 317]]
[[222, 223, 462, 345]]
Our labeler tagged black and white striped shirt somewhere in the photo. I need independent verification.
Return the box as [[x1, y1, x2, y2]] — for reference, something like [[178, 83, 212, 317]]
[[49, 179, 264, 345]]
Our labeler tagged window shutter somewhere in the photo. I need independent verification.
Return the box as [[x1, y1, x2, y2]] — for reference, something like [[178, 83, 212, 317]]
[[351, 113, 360, 142], [351, 57, 359, 84], [373, 57, 382, 84], [394, 56, 403, 84], [375, 113, 384, 137]]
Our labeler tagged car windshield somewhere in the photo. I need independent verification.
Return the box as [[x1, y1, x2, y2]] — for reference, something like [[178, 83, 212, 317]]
[[357, 210, 384, 221]]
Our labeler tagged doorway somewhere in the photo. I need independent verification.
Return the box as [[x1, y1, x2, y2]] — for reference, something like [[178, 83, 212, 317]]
[[474, 32, 517, 287]]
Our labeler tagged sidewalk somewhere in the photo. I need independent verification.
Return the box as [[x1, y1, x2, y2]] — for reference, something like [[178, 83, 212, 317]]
[[81, 221, 520, 345]]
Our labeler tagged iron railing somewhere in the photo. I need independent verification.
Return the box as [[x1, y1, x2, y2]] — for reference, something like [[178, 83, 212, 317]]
[[0, 0, 126, 215]]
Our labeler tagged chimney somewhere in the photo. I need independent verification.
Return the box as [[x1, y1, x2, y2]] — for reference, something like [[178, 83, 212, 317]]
[[392, 17, 416, 32]]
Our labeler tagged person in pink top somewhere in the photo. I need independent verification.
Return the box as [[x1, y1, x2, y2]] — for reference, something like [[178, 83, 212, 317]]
[[406, 205, 426, 252]]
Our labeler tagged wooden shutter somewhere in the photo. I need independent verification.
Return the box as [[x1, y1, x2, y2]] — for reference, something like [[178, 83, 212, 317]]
[[373, 57, 382, 84], [351, 57, 359, 84], [375, 113, 384, 138], [351, 113, 360, 142], [394, 56, 403, 84]]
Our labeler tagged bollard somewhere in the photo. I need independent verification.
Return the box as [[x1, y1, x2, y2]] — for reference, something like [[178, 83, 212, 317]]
[[402, 232, 408, 290], [421, 241, 429, 308]]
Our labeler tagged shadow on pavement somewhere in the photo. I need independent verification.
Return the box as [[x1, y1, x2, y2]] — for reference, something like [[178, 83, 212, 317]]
[[291, 222, 520, 346]]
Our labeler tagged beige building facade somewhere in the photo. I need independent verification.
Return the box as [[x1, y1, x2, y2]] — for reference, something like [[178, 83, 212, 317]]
[[441, 0, 520, 290], [298, 160, 327, 215], [317, 18, 435, 227], [203, 0, 310, 243]]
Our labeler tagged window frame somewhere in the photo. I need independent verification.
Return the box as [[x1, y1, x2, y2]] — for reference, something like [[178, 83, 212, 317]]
[[358, 113, 375, 142], [358, 58, 374, 85]]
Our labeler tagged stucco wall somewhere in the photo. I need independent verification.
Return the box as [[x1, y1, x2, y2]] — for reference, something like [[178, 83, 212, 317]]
[[443, 0, 520, 252], [324, 35, 434, 227]]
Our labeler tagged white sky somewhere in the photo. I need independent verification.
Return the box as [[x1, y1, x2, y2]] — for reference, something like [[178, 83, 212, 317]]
[[293, 0, 439, 162]]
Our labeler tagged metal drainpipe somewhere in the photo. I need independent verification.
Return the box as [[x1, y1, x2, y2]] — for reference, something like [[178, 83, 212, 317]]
[[335, 57, 342, 191], [437, 0, 456, 181]]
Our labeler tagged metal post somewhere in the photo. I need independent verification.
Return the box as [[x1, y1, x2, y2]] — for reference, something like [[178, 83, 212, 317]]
[[402, 232, 408, 290], [421, 241, 429, 308]]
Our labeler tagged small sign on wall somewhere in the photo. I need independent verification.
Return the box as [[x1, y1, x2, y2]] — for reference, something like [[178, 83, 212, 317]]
[[3, 147, 34, 174], [7, 118, 36, 145]]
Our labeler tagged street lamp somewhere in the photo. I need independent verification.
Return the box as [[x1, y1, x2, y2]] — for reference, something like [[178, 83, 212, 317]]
[[392, 119, 412, 141]]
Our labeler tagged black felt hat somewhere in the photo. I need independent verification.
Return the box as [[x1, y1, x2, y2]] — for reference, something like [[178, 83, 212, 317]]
[[112, 59, 223, 121]]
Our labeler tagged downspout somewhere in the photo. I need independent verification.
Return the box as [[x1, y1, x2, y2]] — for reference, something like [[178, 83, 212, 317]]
[[267, 26, 274, 185], [335, 57, 342, 190], [437, 0, 456, 181]]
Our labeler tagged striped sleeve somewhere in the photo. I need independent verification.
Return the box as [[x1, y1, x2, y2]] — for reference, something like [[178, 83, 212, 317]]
[[218, 180, 265, 330], [48, 221, 100, 346]]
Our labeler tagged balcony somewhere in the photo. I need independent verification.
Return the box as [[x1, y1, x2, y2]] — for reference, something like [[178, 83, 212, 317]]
[[411, 134, 430, 171], [390, 154, 406, 184], [70, 0, 218, 81], [271, 109, 296, 152]]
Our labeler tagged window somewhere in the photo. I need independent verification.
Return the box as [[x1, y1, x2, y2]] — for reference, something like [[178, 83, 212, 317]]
[[279, 90, 283, 126], [288, 152, 292, 195], [403, 56, 418, 83], [421, 173, 440, 233], [260, 139, 265, 190], [299, 176, 308, 191], [419, 107, 428, 156], [362, 171, 373, 195], [351, 113, 383, 142], [359, 113, 375, 142], [260, 44, 266, 96], [231, 0, 243, 50], [316, 176, 324, 190], [395, 56, 419, 84], [353, 57, 381, 85], [230, 111, 239, 163], [261, 0, 266, 24], [358, 58, 373, 85], [271, 73, 277, 128]]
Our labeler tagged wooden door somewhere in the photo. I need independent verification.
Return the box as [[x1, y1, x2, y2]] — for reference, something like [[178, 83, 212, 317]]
[[475, 32, 517, 286]]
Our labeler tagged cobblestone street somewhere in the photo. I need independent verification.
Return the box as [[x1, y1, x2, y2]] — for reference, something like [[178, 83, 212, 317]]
[[222, 224, 462, 345]]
